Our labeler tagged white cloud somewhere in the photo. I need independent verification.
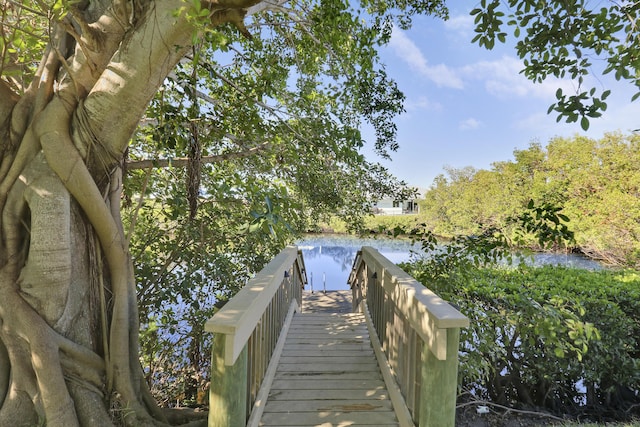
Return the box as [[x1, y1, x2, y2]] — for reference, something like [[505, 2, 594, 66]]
[[514, 88, 640, 139], [462, 56, 574, 100], [390, 28, 464, 89], [405, 96, 443, 112], [443, 14, 474, 34], [460, 118, 482, 130]]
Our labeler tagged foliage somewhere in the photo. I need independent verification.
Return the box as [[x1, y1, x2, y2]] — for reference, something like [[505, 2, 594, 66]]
[[403, 262, 640, 418], [470, 0, 640, 130], [408, 198, 574, 281], [122, 4, 425, 401], [363, 214, 423, 235], [4, 0, 638, 423], [403, 191, 637, 419], [124, 163, 297, 404], [1, 0, 450, 424], [420, 133, 640, 267]]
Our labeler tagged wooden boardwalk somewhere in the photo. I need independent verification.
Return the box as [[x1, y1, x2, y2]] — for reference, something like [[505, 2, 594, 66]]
[[259, 291, 400, 426]]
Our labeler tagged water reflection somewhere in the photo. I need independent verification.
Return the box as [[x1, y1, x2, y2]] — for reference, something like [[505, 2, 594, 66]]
[[296, 234, 603, 292], [297, 234, 422, 291]]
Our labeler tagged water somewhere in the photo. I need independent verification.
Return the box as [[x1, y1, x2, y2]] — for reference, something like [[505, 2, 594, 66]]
[[296, 234, 604, 291], [297, 234, 423, 291]]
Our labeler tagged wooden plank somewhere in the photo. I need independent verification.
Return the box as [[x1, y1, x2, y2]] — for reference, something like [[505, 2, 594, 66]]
[[246, 301, 299, 427], [288, 322, 367, 328], [286, 329, 367, 334], [268, 389, 390, 401], [270, 378, 386, 390], [361, 301, 415, 427], [263, 399, 393, 413], [258, 305, 401, 427], [283, 343, 372, 351], [278, 356, 377, 365], [276, 362, 378, 372], [289, 321, 366, 328], [273, 371, 383, 381], [285, 335, 369, 342], [208, 335, 248, 427], [283, 350, 374, 357], [285, 331, 368, 338], [259, 411, 398, 426], [287, 331, 368, 338], [292, 313, 364, 319], [418, 327, 461, 427], [281, 341, 373, 350]]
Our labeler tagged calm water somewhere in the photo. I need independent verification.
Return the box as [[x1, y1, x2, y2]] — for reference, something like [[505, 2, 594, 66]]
[[296, 234, 604, 291]]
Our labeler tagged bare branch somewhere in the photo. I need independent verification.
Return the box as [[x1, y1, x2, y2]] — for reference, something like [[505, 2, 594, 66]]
[[247, 0, 291, 15]]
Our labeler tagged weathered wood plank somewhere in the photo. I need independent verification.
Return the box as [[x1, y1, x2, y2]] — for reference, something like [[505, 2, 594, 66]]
[[291, 320, 365, 324], [268, 389, 390, 401], [276, 362, 378, 372], [288, 325, 367, 331], [264, 399, 393, 413], [278, 356, 375, 365], [290, 325, 367, 336], [270, 378, 386, 390], [259, 411, 399, 426], [283, 341, 370, 348], [287, 326, 368, 332], [257, 304, 400, 427], [282, 349, 374, 357], [283, 343, 373, 351], [273, 371, 383, 380], [286, 333, 369, 339]]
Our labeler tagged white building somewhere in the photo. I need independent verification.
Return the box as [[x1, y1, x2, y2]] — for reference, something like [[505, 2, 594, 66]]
[[372, 198, 420, 215]]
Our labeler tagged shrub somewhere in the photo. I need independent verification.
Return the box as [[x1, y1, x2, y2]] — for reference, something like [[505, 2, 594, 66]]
[[403, 263, 640, 419]]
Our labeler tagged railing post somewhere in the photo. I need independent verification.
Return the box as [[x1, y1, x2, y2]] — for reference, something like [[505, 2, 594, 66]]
[[418, 327, 461, 427], [208, 335, 248, 427]]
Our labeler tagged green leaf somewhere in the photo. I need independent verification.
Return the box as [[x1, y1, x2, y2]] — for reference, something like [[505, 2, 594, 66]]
[[580, 116, 590, 131]]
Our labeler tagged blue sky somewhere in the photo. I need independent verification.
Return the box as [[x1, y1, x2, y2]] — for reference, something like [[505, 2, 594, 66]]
[[362, 2, 640, 189]]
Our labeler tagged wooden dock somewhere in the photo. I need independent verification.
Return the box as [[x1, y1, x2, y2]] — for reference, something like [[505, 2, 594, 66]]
[[259, 291, 400, 426], [207, 247, 468, 427]]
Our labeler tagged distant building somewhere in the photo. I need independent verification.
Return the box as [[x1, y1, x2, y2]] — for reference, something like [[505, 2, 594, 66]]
[[372, 198, 420, 215]]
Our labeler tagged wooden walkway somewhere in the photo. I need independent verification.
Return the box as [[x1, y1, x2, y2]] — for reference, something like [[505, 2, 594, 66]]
[[259, 291, 400, 426]]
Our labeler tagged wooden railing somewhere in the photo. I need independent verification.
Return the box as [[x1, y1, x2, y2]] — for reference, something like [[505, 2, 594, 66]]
[[348, 246, 469, 427], [205, 246, 306, 427]]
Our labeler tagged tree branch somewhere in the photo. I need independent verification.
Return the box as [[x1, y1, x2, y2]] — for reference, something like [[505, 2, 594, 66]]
[[81, 0, 193, 160], [126, 141, 272, 170]]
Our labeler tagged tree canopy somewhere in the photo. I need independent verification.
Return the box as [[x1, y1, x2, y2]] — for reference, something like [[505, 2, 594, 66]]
[[471, 0, 640, 130], [2, 0, 640, 425], [421, 132, 640, 267], [0, 0, 440, 425]]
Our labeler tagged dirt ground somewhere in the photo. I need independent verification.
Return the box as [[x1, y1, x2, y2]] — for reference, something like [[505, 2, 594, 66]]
[[456, 405, 640, 427], [456, 408, 558, 427]]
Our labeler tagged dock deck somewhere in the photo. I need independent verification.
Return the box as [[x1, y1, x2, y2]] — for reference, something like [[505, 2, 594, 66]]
[[207, 246, 468, 427], [259, 291, 400, 426]]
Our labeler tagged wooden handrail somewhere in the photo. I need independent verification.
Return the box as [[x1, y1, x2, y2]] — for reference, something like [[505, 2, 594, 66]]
[[206, 246, 306, 427], [205, 246, 306, 364], [348, 246, 469, 427]]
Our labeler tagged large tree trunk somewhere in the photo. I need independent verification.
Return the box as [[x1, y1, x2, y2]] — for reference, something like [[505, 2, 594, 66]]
[[0, 1, 259, 425]]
